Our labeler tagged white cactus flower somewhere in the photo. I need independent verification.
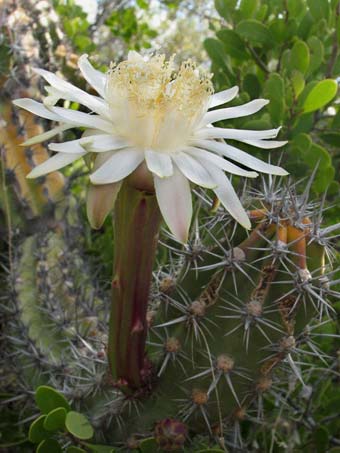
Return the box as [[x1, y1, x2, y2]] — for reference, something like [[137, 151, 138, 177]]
[[13, 51, 288, 243]]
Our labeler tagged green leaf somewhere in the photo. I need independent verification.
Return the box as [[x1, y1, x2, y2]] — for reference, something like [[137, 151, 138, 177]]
[[139, 438, 158, 452], [28, 415, 51, 444], [217, 29, 249, 60], [236, 19, 272, 45], [290, 134, 335, 190], [307, 0, 330, 21], [307, 36, 324, 74], [314, 165, 335, 193], [320, 132, 340, 147], [292, 133, 312, 150], [65, 411, 94, 440], [264, 73, 285, 124], [280, 48, 292, 72], [298, 80, 318, 106], [214, 0, 237, 21], [204, 38, 229, 70], [84, 443, 116, 453], [290, 40, 310, 74], [268, 18, 286, 43], [269, 18, 297, 44], [242, 119, 273, 130], [287, 0, 306, 18], [298, 11, 315, 40], [238, 0, 259, 19], [43, 407, 67, 432], [35, 386, 71, 415], [243, 73, 261, 98], [297, 139, 334, 192], [302, 79, 338, 113], [291, 71, 305, 98], [37, 439, 62, 453], [255, 4, 267, 21], [307, 143, 331, 168]]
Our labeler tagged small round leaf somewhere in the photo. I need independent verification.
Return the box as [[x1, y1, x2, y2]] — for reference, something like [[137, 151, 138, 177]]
[[65, 411, 94, 440], [35, 386, 71, 414], [236, 19, 272, 45], [28, 415, 50, 444], [290, 40, 310, 74], [37, 439, 62, 453], [302, 79, 338, 113], [43, 407, 67, 432], [66, 447, 87, 453], [139, 438, 158, 453], [217, 29, 249, 60]]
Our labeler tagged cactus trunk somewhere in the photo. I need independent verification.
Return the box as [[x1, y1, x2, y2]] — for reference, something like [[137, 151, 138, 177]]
[[108, 182, 161, 390]]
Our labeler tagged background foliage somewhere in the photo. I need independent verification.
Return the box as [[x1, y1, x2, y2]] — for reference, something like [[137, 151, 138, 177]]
[[206, 0, 340, 210]]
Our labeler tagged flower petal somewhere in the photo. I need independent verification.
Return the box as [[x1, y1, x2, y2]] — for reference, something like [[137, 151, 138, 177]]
[[90, 148, 144, 184], [27, 152, 84, 178], [33, 68, 109, 117], [78, 54, 107, 98], [86, 181, 122, 229], [192, 139, 288, 176], [243, 139, 288, 149], [195, 126, 281, 141], [208, 166, 251, 229], [208, 86, 239, 109], [13, 99, 113, 133], [21, 124, 73, 146], [49, 106, 113, 133], [201, 99, 269, 126], [184, 146, 258, 178], [49, 135, 128, 154], [154, 165, 192, 243], [145, 150, 173, 178], [13, 98, 63, 121], [86, 135, 129, 152], [48, 138, 92, 153], [172, 152, 217, 188]]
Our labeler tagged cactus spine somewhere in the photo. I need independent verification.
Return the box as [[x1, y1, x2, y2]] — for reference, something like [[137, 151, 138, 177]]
[[3, 171, 338, 450]]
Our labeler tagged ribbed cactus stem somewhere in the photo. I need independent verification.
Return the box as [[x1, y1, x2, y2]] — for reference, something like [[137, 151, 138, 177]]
[[108, 182, 161, 390]]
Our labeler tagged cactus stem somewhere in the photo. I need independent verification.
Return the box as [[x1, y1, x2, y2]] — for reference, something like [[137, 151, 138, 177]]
[[218, 297, 284, 345], [108, 182, 161, 390], [288, 226, 308, 270]]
